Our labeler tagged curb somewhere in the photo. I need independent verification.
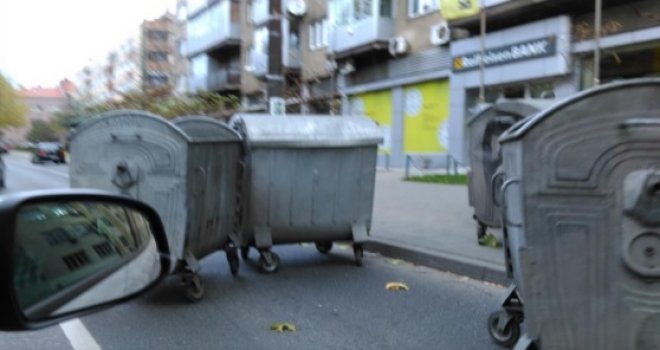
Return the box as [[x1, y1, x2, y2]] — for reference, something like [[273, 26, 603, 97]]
[[364, 239, 509, 286]]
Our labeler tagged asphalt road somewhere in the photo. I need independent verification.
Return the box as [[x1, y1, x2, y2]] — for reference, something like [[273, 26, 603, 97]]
[[0, 152, 506, 350]]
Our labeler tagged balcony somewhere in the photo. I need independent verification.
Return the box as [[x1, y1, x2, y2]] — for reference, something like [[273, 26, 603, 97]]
[[207, 68, 241, 91], [328, 17, 394, 58], [188, 68, 241, 92], [248, 49, 269, 77], [186, 0, 241, 57], [283, 47, 301, 69]]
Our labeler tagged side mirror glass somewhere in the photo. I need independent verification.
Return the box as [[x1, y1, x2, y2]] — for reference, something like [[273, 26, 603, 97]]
[[0, 192, 170, 330]]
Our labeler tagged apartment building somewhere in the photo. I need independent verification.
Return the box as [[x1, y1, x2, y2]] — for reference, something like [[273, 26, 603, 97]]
[[444, 0, 660, 163], [75, 12, 186, 104], [142, 13, 188, 93]]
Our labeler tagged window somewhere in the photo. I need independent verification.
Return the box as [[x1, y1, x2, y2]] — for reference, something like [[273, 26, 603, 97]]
[[309, 19, 329, 50], [148, 30, 168, 42], [190, 54, 209, 78], [409, 0, 439, 17], [187, 0, 207, 15], [148, 51, 168, 62], [251, 0, 269, 24], [245, 45, 254, 71], [331, 0, 385, 26], [147, 74, 169, 86], [254, 26, 269, 54]]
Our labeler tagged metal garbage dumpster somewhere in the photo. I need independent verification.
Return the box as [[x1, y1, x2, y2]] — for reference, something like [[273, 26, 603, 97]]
[[488, 79, 660, 349], [70, 110, 243, 301], [467, 100, 552, 243], [230, 114, 382, 272]]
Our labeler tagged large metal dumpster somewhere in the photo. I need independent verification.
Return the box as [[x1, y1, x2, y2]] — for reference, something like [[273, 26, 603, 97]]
[[230, 114, 383, 272], [467, 100, 552, 242], [70, 110, 243, 301], [488, 79, 660, 349]]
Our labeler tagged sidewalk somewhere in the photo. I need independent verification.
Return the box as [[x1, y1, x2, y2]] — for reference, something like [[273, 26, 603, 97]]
[[364, 169, 508, 285]]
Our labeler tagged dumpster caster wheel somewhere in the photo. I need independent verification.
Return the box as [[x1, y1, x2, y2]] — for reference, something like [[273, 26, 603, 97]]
[[353, 244, 364, 267], [183, 274, 204, 302], [259, 251, 280, 273], [240, 247, 250, 260], [227, 249, 240, 277], [476, 222, 487, 242], [487, 311, 520, 348], [315, 241, 333, 254]]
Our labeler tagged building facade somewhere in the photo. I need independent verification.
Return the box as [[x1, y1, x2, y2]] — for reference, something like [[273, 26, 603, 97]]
[[181, 0, 660, 167], [75, 12, 187, 105], [445, 0, 660, 164], [142, 13, 188, 93]]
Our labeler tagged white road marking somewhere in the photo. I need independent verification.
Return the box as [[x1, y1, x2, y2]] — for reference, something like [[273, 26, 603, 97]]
[[59, 318, 102, 350]]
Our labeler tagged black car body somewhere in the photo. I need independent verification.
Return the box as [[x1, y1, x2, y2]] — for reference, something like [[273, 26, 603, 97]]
[[31, 143, 66, 164]]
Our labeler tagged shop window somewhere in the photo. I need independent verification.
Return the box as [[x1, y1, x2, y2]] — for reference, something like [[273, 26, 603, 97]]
[[503, 85, 525, 99], [530, 82, 555, 99]]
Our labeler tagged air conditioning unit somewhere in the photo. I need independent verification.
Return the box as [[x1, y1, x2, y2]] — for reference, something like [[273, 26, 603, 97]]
[[430, 22, 451, 46], [388, 36, 409, 57], [339, 60, 355, 75], [287, 0, 307, 16]]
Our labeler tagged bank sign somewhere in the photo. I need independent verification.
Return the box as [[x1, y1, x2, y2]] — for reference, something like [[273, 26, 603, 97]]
[[452, 36, 557, 72]]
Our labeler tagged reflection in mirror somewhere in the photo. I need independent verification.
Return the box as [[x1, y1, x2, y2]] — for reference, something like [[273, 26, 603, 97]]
[[13, 201, 161, 320]]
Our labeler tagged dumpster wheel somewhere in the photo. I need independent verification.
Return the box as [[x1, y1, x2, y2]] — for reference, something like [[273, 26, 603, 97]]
[[353, 244, 364, 267], [315, 241, 333, 254], [487, 310, 520, 348], [226, 247, 240, 276], [259, 251, 280, 273], [183, 274, 205, 302], [241, 247, 250, 260]]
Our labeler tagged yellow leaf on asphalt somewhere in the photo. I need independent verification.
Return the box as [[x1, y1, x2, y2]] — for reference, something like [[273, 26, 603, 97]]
[[270, 322, 297, 333], [387, 258, 403, 265], [337, 244, 350, 251], [299, 242, 310, 247], [386, 282, 409, 292]]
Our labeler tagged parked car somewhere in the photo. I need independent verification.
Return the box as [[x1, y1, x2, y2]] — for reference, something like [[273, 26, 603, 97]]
[[31, 142, 66, 164], [0, 145, 7, 188], [0, 156, 5, 189]]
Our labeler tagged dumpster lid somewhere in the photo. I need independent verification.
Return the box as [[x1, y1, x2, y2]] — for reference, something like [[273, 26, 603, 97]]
[[467, 99, 553, 126], [71, 109, 191, 143], [499, 78, 660, 143], [172, 116, 242, 142], [230, 114, 383, 147]]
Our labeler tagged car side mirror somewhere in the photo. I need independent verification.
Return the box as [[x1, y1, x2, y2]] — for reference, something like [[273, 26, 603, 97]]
[[0, 190, 170, 331]]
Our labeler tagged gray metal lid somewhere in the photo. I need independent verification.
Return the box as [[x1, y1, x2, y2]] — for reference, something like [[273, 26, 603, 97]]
[[229, 114, 383, 147], [500, 78, 660, 143], [467, 99, 553, 126], [172, 116, 242, 142], [71, 109, 191, 143]]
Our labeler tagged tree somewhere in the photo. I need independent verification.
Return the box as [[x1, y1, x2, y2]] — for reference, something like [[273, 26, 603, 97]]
[[26, 120, 60, 143], [0, 74, 28, 128], [84, 88, 241, 120]]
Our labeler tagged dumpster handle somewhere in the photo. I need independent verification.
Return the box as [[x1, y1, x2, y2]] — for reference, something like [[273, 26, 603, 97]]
[[490, 172, 504, 206], [501, 178, 522, 227], [619, 118, 660, 129]]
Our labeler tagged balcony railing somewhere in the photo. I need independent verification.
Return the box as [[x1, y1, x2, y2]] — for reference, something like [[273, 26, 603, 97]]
[[328, 17, 394, 55], [207, 68, 241, 91], [186, 0, 240, 57], [189, 68, 241, 92]]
